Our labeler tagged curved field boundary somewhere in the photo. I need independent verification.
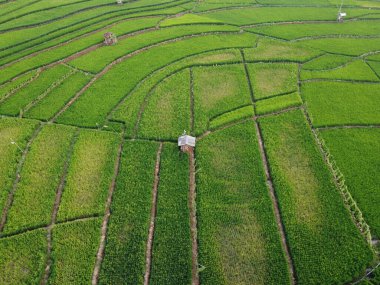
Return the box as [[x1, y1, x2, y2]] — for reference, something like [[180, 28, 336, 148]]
[[0, 123, 44, 233], [316, 124, 380, 131], [40, 128, 79, 285], [92, 128, 125, 285]]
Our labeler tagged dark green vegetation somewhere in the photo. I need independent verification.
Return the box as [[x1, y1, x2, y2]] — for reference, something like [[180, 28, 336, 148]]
[[1, 0, 379, 283]]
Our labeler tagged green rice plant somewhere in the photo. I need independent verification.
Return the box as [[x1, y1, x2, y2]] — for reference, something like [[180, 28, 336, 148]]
[[0, 71, 37, 100], [0, 117, 39, 220], [247, 20, 380, 40], [160, 13, 223, 26], [209, 105, 254, 130], [57, 129, 119, 222], [244, 38, 321, 62], [366, 54, 380, 62], [193, 64, 252, 135], [57, 33, 257, 128], [0, 65, 71, 115], [150, 143, 192, 285], [302, 81, 380, 127], [299, 37, 380, 56], [302, 54, 353, 70], [2, 124, 76, 234], [198, 7, 380, 26], [256, 92, 302, 115], [320, 128, 380, 237], [258, 110, 374, 284], [24, 71, 92, 121], [69, 24, 240, 73], [138, 69, 191, 140], [301, 60, 380, 81], [197, 121, 290, 284], [247, 62, 298, 100], [49, 218, 103, 284], [99, 141, 158, 284], [368, 61, 380, 79], [0, 229, 47, 284]]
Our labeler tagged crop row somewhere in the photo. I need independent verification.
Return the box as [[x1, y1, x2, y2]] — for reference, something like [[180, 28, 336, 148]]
[[196, 121, 290, 284], [258, 110, 373, 284], [56, 33, 258, 128]]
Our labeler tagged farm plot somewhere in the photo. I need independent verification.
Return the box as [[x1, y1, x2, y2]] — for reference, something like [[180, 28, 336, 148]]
[[2, 124, 76, 235], [192, 64, 252, 135], [247, 63, 298, 100], [0, 64, 71, 116], [99, 141, 158, 284], [137, 69, 191, 140], [0, 71, 37, 100], [49, 218, 103, 284], [300, 60, 380, 82], [56, 33, 257, 128], [0, 229, 47, 285], [302, 81, 380, 127], [150, 143, 192, 285], [57, 129, 119, 222], [302, 54, 353, 70], [258, 110, 373, 284], [0, 118, 39, 223], [209, 105, 254, 130], [255, 92, 302, 115], [320, 128, 380, 238], [196, 122, 290, 284]]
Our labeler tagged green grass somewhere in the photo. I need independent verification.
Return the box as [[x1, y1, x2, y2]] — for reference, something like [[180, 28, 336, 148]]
[[24, 71, 92, 121], [69, 24, 240, 73], [138, 69, 191, 140], [99, 141, 158, 284], [150, 143, 192, 285], [247, 20, 380, 40], [368, 61, 380, 79], [248, 63, 298, 99], [160, 13, 222, 26], [57, 33, 257, 128], [302, 81, 380, 127], [320, 128, 380, 238], [3, 124, 76, 234], [193, 64, 252, 135], [259, 110, 373, 284], [302, 54, 353, 70], [57, 129, 119, 222], [0, 117, 39, 229], [244, 38, 321, 62], [0, 229, 47, 285], [197, 121, 290, 284], [0, 65, 71, 116], [0, 71, 36, 100], [209, 105, 254, 130], [49, 218, 102, 284], [301, 60, 379, 81], [256, 92, 302, 115]]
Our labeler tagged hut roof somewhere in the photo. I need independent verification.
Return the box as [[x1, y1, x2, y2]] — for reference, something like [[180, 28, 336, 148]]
[[178, 135, 196, 147]]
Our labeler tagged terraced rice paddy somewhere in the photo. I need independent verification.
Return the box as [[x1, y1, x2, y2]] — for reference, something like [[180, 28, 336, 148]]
[[0, 0, 379, 284]]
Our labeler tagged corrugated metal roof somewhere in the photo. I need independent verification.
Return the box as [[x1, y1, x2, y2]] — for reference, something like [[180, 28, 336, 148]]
[[178, 135, 196, 147]]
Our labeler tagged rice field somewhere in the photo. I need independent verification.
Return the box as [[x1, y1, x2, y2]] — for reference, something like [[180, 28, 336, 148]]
[[0, 0, 379, 284]]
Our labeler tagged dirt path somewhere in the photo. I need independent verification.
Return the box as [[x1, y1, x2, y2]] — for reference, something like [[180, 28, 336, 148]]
[[188, 148, 199, 285], [0, 123, 44, 233], [91, 129, 125, 285], [143, 142, 163, 285], [40, 129, 78, 285]]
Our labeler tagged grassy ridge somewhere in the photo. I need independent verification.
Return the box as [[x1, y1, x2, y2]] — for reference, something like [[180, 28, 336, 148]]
[[0, 229, 47, 285], [150, 143, 192, 285], [99, 141, 158, 284], [197, 122, 290, 284], [256, 92, 302, 115], [259, 110, 373, 284], [57, 129, 119, 222], [0, 118, 39, 225], [320, 128, 380, 237], [3, 124, 76, 234], [209, 105, 254, 130]]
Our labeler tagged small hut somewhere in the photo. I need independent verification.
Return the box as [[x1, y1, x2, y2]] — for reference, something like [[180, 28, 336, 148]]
[[116, 0, 123, 4], [104, 32, 117, 46], [178, 131, 196, 153], [337, 12, 346, 22]]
